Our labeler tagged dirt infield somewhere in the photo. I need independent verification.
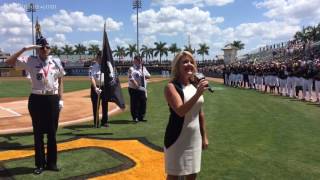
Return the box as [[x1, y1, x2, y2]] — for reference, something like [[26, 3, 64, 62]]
[[0, 77, 167, 134]]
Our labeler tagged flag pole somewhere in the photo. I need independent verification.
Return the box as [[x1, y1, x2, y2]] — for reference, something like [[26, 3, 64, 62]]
[[95, 59, 102, 128]]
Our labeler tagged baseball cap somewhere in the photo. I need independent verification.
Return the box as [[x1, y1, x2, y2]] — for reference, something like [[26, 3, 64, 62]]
[[134, 55, 142, 61], [36, 36, 49, 47]]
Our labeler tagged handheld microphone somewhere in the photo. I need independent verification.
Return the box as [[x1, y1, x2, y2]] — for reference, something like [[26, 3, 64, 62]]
[[194, 72, 214, 93]]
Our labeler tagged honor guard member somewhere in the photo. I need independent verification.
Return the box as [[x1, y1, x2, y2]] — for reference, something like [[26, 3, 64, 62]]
[[128, 55, 151, 122], [89, 52, 109, 127], [5, 36, 65, 175]]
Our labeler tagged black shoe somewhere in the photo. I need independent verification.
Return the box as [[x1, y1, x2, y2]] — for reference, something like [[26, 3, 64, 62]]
[[45, 165, 60, 171], [101, 123, 109, 127], [33, 167, 44, 175]]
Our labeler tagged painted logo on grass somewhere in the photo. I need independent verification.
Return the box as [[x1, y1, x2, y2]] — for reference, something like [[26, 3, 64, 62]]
[[0, 138, 165, 179]]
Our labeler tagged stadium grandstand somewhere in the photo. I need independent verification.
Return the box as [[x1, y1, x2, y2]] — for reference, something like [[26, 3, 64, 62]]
[[0, 50, 224, 77], [0, 49, 12, 77], [240, 40, 320, 63]]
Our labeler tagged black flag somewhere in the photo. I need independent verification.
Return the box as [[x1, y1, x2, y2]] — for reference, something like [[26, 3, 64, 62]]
[[101, 23, 125, 109], [35, 17, 42, 41]]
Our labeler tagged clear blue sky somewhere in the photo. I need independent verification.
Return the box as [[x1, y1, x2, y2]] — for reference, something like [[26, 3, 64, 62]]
[[1, 0, 319, 59]]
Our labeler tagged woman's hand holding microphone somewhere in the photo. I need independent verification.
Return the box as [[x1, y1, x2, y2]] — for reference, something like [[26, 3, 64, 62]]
[[196, 79, 209, 95]]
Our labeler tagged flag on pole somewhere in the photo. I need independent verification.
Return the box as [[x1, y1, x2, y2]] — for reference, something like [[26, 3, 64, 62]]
[[35, 17, 42, 41], [101, 23, 126, 109]]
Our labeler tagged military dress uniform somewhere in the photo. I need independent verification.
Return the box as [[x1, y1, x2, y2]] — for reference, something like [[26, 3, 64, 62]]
[[89, 62, 108, 126], [16, 55, 65, 170], [128, 64, 151, 122]]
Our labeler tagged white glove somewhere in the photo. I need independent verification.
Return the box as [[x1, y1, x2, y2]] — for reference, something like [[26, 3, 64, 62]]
[[59, 100, 64, 109], [137, 86, 146, 92], [95, 87, 102, 95]]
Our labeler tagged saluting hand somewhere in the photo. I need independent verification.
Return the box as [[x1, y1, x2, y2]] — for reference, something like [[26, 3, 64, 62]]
[[23, 45, 42, 51]]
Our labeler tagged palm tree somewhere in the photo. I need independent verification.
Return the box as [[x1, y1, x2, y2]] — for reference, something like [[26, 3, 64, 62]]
[[184, 44, 195, 54], [87, 44, 100, 56], [61, 45, 74, 60], [126, 44, 137, 60], [140, 45, 151, 63], [294, 27, 309, 56], [197, 43, 210, 61], [113, 46, 126, 61], [154, 41, 168, 64], [305, 26, 317, 42], [294, 27, 308, 44], [148, 47, 155, 61], [74, 43, 86, 61], [316, 23, 320, 41], [50, 45, 62, 57], [169, 43, 181, 57], [231, 40, 245, 50]]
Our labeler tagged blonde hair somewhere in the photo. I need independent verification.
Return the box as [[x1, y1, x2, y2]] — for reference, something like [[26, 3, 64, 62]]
[[171, 51, 197, 82]]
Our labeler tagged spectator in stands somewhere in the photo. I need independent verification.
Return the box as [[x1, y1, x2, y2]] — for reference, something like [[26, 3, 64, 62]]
[[5, 36, 65, 175], [128, 55, 151, 122], [89, 52, 109, 127]]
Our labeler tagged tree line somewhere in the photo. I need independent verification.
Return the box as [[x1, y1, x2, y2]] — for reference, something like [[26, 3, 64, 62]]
[[50, 41, 245, 63]]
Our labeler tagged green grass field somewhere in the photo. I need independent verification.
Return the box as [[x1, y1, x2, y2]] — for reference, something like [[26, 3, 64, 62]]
[[1, 78, 320, 179], [0, 76, 128, 98]]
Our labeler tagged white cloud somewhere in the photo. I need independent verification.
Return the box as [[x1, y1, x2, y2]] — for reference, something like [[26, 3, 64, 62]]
[[41, 10, 123, 33], [47, 34, 67, 47], [134, 5, 305, 56], [81, 40, 101, 47], [41, 18, 72, 33], [134, 6, 223, 36], [255, 0, 320, 24], [152, 0, 234, 7], [132, 6, 225, 56], [216, 20, 300, 54], [0, 3, 32, 52], [235, 21, 300, 40], [113, 37, 134, 48], [0, 3, 31, 37], [142, 35, 157, 47]]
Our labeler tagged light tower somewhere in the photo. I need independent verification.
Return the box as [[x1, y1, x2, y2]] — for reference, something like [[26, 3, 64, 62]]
[[27, 3, 36, 55], [132, 0, 142, 55]]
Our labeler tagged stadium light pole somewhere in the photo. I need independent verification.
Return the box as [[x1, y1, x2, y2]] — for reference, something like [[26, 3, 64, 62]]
[[27, 3, 36, 56], [132, 0, 142, 56]]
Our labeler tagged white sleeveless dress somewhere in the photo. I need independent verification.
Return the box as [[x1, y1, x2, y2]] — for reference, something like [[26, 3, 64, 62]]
[[165, 84, 204, 175]]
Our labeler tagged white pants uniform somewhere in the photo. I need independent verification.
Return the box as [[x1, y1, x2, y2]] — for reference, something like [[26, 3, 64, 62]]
[[256, 76, 263, 89], [248, 75, 254, 87], [279, 78, 287, 95], [314, 80, 320, 102], [237, 74, 243, 84], [287, 77, 295, 97], [269, 75, 278, 86], [302, 78, 313, 100], [229, 73, 235, 85]]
